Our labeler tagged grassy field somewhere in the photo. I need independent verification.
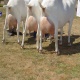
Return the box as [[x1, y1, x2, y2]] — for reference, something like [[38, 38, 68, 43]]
[[0, 6, 80, 80]]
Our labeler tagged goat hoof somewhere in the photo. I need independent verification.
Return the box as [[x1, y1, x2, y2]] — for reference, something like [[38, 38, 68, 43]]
[[2, 39, 5, 43], [39, 50, 42, 53], [37, 49, 42, 53], [55, 51, 60, 55], [18, 40, 20, 44], [21, 45, 24, 49], [18, 41, 20, 45], [68, 43, 71, 46]]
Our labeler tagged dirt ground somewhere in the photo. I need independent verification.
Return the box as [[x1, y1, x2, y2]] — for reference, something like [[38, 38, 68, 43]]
[[0, 6, 80, 80]]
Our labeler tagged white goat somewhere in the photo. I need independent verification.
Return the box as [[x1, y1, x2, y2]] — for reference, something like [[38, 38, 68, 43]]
[[26, 0, 76, 54], [21, 0, 43, 49], [39, 0, 77, 54], [2, 0, 30, 45]]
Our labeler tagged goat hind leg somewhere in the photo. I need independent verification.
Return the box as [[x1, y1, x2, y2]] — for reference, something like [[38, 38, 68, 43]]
[[16, 21, 20, 44], [68, 21, 73, 46], [2, 18, 7, 43]]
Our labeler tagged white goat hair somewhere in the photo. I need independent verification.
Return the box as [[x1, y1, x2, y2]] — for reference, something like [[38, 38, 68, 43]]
[[2, 0, 30, 45]]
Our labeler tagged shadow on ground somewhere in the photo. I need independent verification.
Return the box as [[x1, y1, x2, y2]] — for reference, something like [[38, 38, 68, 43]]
[[43, 35, 80, 55], [24, 36, 36, 45]]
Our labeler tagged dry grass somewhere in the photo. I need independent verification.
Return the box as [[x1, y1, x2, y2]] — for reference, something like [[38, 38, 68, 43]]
[[0, 6, 80, 80]]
